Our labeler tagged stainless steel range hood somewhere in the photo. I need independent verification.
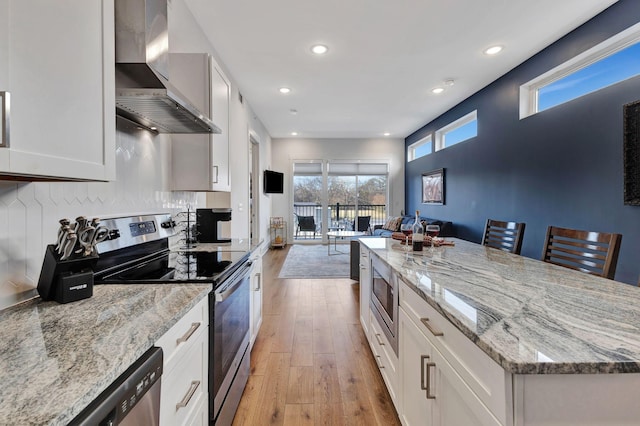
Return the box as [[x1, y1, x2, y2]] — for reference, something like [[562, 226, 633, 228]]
[[115, 0, 220, 134]]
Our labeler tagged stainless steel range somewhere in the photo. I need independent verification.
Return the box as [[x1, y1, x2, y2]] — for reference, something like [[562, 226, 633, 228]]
[[93, 213, 251, 425]]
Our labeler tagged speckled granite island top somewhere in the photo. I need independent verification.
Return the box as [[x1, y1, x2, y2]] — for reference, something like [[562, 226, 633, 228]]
[[361, 237, 640, 375], [0, 283, 211, 426]]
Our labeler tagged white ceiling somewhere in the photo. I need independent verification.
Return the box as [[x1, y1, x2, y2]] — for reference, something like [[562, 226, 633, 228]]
[[184, 0, 618, 139]]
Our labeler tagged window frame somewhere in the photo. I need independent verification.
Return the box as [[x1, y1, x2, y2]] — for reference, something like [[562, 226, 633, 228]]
[[520, 21, 640, 119], [435, 110, 478, 151], [407, 135, 432, 161]]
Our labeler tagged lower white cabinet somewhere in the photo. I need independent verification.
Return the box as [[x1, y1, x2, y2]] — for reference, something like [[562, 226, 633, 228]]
[[250, 252, 263, 348], [399, 307, 503, 426], [156, 297, 209, 426], [359, 243, 371, 335], [369, 308, 399, 408]]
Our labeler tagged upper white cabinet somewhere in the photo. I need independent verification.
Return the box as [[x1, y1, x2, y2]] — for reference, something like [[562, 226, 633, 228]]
[[0, 0, 115, 181], [171, 54, 231, 192]]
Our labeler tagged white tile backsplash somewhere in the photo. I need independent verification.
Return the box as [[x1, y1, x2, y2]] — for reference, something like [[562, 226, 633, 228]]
[[0, 122, 203, 310]]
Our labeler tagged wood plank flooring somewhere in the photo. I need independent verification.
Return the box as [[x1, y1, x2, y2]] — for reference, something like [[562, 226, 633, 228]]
[[232, 245, 401, 426]]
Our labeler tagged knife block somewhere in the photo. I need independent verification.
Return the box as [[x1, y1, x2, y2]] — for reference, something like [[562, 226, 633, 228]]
[[37, 245, 98, 303]]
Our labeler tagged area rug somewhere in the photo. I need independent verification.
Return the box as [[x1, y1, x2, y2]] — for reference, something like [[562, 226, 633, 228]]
[[278, 244, 350, 278]]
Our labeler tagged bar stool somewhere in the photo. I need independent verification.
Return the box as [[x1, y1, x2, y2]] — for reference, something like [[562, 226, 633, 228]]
[[541, 225, 622, 279], [482, 219, 526, 255]]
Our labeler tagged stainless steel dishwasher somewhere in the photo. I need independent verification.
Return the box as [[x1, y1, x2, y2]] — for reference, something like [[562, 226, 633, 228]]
[[69, 347, 163, 426]]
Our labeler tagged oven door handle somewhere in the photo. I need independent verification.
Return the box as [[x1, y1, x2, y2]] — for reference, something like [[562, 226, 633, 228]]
[[215, 263, 251, 302]]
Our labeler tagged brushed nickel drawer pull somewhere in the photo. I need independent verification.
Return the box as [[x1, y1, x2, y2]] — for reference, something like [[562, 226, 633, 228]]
[[212, 165, 219, 183], [0, 91, 10, 148], [375, 355, 385, 369], [420, 355, 430, 391], [255, 272, 261, 291], [426, 362, 436, 399], [420, 318, 444, 337], [176, 322, 201, 344], [176, 380, 200, 410], [374, 333, 385, 346]]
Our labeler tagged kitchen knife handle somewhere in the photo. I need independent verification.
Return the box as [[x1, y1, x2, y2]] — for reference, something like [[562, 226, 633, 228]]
[[1, 91, 10, 148]]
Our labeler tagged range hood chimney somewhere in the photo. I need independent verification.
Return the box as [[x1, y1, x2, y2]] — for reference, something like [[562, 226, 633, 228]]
[[115, 0, 221, 134]]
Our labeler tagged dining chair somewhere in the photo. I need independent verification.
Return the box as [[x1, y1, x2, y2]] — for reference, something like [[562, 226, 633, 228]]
[[541, 226, 622, 279], [482, 219, 526, 255]]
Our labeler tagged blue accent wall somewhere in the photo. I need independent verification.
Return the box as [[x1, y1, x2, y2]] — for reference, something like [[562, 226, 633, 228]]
[[405, 0, 640, 285]]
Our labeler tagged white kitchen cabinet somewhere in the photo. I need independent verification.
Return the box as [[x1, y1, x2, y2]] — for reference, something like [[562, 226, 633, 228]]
[[250, 251, 263, 348], [399, 306, 503, 426], [171, 54, 231, 191], [398, 276, 511, 426], [359, 243, 371, 335], [399, 308, 433, 426], [369, 308, 399, 408], [156, 297, 209, 426], [0, 0, 115, 181]]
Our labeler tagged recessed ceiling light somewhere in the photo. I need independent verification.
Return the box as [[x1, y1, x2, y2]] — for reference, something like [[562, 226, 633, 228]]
[[444, 79, 455, 86], [383, 132, 391, 136], [311, 44, 328, 55], [279, 87, 291, 94], [289, 109, 298, 115], [484, 45, 503, 55], [291, 132, 298, 136], [431, 87, 444, 94]]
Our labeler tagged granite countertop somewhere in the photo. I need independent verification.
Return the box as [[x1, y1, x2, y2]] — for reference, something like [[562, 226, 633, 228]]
[[361, 237, 640, 375], [0, 283, 211, 426]]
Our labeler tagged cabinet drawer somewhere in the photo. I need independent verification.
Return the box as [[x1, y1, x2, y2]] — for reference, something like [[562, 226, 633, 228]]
[[160, 329, 207, 426], [369, 308, 399, 406], [156, 297, 208, 368], [400, 281, 511, 425]]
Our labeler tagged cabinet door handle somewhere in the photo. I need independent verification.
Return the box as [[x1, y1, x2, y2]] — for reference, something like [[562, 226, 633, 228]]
[[425, 362, 436, 399], [375, 355, 384, 369], [255, 272, 261, 291], [212, 165, 219, 183], [420, 318, 444, 337], [420, 355, 430, 391], [176, 380, 200, 410], [374, 333, 385, 346], [176, 322, 201, 345], [0, 91, 9, 148]]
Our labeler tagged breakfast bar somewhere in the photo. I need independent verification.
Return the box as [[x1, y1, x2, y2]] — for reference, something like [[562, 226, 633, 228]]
[[360, 237, 640, 425]]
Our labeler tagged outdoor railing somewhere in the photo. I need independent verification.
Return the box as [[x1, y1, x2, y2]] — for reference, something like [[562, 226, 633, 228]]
[[292, 203, 387, 237]]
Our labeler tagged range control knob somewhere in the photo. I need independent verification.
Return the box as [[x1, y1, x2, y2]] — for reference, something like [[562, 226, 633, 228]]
[[161, 220, 176, 229], [107, 229, 121, 240]]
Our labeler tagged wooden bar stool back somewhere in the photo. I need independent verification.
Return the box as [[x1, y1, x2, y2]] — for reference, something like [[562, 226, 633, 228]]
[[482, 219, 526, 255], [541, 226, 622, 279]]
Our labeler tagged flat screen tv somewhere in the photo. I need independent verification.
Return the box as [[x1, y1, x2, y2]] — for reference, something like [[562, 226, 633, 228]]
[[263, 170, 284, 194]]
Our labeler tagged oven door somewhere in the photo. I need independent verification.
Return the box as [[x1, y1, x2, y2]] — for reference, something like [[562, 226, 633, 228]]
[[370, 255, 398, 355], [211, 261, 252, 424]]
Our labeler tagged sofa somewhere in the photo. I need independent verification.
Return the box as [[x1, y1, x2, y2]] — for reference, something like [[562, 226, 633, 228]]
[[372, 215, 454, 238]]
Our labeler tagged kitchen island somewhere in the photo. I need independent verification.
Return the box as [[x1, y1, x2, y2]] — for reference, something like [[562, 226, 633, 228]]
[[0, 283, 211, 425], [360, 237, 640, 425]]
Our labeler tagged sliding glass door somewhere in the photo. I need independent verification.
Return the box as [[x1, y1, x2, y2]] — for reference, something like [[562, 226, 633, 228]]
[[292, 161, 388, 242]]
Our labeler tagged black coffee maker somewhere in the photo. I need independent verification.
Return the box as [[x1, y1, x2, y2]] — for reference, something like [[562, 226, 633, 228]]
[[196, 208, 232, 243]]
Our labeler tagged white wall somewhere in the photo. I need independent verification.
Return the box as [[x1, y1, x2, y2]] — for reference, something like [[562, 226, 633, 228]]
[[0, 0, 272, 309], [271, 137, 405, 241]]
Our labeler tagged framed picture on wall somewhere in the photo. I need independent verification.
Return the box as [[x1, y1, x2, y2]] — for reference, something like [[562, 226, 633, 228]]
[[422, 168, 445, 205], [624, 99, 640, 206]]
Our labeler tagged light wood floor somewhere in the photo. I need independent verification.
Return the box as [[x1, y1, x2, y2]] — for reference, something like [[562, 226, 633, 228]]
[[232, 245, 401, 425]]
